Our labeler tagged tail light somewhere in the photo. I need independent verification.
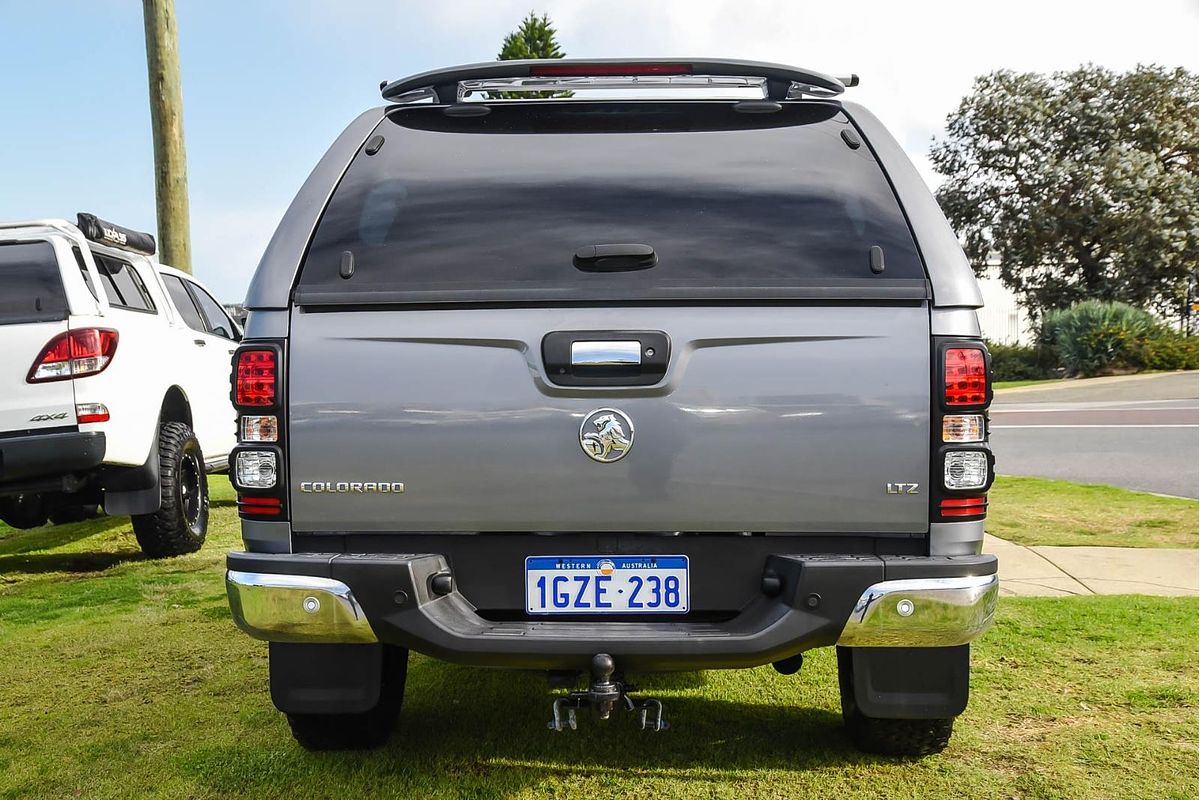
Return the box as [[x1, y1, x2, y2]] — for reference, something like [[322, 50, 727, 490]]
[[932, 341, 993, 523], [236, 349, 277, 406], [230, 342, 287, 520], [27, 328, 118, 382], [940, 496, 988, 517], [75, 403, 110, 424], [237, 496, 282, 516], [944, 450, 990, 490], [942, 414, 984, 443], [943, 347, 988, 406], [234, 450, 278, 488]]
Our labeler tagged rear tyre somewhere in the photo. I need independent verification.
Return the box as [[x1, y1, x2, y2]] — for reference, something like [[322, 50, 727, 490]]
[[132, 422, 208, 558], [837, 647, 954, 757], [286, 647, 408, 751], [0, 493, 48, 529]]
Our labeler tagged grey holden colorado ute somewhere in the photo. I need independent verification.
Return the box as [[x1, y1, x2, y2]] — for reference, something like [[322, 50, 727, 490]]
[[224, 59, 999, 756]]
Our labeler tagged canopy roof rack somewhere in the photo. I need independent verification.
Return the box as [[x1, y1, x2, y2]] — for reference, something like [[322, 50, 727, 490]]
[[380, 58, 858, 105]]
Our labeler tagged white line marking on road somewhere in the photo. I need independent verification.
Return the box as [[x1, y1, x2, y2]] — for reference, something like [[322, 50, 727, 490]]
[[993, 404, 1199, 413], [991, 424, 1199, 429]]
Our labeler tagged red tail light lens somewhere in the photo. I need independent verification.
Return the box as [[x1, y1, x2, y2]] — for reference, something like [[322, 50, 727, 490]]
[[27, 328, 119, 383], [944, 347, 987, 406], [939, 496, 988, 517], [530, 63, 692, 77], [236, 349, 277, 406], [237, 495, 282, 517]]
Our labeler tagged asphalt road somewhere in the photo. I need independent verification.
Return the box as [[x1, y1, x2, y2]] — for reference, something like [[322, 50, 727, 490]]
[[989, 372, 1199, 498]]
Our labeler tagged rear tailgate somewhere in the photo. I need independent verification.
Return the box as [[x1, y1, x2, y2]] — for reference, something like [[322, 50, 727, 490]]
[[284, 100, 932, 534], [288, 304, 930, 532], [0, 240, 75, 434]]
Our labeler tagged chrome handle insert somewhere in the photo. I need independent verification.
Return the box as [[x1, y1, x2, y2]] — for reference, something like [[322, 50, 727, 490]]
[[570, 340, 642, 367]]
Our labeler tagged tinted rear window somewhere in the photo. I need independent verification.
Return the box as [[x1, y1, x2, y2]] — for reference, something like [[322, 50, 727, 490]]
[[162, 273, 207, 332], [0, 241, 68, 324], [95, 254, 157, 313], [296, 102, 927, 305]]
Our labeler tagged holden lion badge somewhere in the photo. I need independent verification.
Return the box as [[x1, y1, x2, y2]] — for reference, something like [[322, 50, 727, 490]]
[[579, 408, 634, 463]]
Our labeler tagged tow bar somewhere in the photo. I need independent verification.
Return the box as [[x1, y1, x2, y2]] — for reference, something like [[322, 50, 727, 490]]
[[547, 653, 669, 732]]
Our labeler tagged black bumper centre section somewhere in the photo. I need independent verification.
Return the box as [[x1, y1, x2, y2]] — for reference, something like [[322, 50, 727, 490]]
[[0, 430, 106, 489]]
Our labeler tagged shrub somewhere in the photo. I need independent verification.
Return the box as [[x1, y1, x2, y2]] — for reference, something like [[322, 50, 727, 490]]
[[1134, 331, 1200, 371], [1040, 301, 1161, 377], [987, 342, 1058, 381]]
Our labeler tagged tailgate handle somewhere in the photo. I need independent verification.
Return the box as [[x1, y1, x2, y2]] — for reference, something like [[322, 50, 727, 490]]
[[571, 340, 641, 368], [542, 331, 669, 387]]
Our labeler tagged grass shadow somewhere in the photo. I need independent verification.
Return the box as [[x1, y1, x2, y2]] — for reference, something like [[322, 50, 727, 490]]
[[0, 514, 129, 557], [0, 548, 145, 577], [181, 657, 895, 798]]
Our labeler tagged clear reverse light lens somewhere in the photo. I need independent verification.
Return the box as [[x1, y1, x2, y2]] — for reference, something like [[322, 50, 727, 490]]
[[235, 450, 277, 489], [944, 451, 989, 490], [240, 415, 278, 442], [75, 402, 110, 424], [943, 414, 985, 442]]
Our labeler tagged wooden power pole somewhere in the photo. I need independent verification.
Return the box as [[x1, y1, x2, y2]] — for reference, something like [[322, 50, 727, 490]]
[[142, 0, 191, 272]]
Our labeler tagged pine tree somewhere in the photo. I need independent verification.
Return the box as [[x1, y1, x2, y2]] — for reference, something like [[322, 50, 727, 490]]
[[494, 12, 569, 99], [498, 12, 565, 60]]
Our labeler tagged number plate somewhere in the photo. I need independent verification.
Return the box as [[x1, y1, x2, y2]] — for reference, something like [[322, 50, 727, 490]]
[[525, 555, 690, 615]]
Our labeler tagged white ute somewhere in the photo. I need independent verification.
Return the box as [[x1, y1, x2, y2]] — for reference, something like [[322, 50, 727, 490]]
[[0, 214, 238, 556]]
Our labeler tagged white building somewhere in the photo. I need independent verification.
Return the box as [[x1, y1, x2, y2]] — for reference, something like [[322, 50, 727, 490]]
[[972, 254, 1033, 346]]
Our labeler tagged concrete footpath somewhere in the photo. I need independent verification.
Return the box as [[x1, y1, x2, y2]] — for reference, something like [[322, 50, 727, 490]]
[[987, 533, 1198, 597]]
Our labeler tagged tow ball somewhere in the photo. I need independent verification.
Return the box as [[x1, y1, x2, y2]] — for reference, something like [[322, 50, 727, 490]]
[[547, 653, 669, 732]]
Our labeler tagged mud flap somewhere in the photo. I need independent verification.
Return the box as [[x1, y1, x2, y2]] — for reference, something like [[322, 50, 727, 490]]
[[101, 435, 161, 516], [848, 645, 969, 719], [269, 642, 383, 715]]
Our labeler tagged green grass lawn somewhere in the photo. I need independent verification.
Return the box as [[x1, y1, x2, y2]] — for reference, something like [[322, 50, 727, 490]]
[[0, 478, 1197, 798], [989, 475, 1198, 548]]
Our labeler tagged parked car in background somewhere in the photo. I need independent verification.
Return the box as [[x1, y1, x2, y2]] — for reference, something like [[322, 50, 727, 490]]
[[0, 214, 239, 556], [224, 59, 999, 756]]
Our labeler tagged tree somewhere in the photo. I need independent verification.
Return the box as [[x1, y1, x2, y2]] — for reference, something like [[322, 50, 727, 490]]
[[498, 11, 565, 60], [494, 12, 569, 99], [931, 65, 1198, 323]]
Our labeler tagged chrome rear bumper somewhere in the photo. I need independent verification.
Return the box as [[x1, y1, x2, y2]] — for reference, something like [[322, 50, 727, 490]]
[[226, 555, 999, 664], [227, 570, 378, 644], [835, 573, 999, 647]]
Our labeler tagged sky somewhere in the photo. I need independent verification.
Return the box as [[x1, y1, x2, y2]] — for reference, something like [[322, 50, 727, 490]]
[[0, 0, 1196, 303]]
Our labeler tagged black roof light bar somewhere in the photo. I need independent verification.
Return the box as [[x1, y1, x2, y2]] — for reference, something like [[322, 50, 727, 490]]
[[379, 59, 858, 104]]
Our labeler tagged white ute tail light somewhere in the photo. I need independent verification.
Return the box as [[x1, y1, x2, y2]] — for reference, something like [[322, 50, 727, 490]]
[[75, 403, 110, 424], [27, 328, 119, 382]]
